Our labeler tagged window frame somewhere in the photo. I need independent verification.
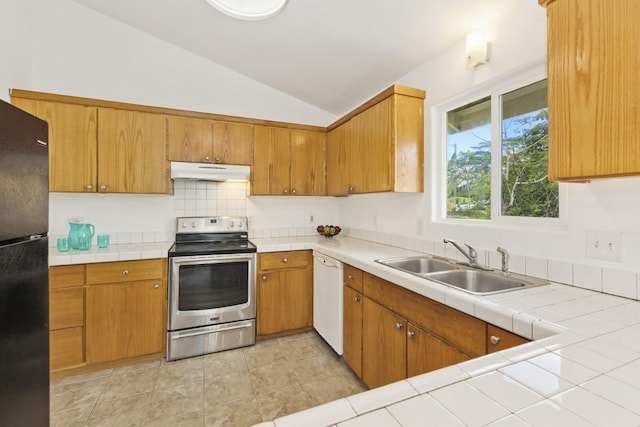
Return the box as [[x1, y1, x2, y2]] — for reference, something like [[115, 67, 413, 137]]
[[433, 64, 567, 230]]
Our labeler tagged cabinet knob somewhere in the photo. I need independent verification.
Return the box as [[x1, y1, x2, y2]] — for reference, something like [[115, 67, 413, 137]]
[[282, 257, 288, 263], [154, 284, 160, 289], [204, 156, 210, 161], [283, 189, 289, 194], [354, 295, 361, 302], [395, 322, 403, 330], [348, 274, 355, 280], [261, 275, 268, 281], [99, 185, 107, 191], [291, 189, 297, 194], [215, 157, 221, 162], [490, 335, 501, 345], [122, 270, 129, 275], [407, 330, 415, 338], [86, 184, 93, 190]]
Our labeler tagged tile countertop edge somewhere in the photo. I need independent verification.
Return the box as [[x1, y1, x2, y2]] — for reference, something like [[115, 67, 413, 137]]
[[251, 236, 640, 427], [48, 241, 174, 266]]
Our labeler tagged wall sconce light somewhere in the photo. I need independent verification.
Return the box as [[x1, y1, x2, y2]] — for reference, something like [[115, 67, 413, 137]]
[[466, 30, 489, 68]]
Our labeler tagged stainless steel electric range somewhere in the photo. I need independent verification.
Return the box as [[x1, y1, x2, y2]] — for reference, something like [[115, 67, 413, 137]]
[[167, 216, 257, 361]]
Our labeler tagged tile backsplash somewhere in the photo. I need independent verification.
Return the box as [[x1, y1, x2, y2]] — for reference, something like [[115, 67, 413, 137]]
[[173, 180, 247, 217]]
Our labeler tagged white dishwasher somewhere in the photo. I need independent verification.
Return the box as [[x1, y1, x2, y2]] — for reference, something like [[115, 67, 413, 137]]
[[313, 251, 343, 355]]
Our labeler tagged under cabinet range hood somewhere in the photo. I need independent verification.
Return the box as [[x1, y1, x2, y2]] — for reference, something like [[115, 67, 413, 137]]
[[170, 162, 250, 182]]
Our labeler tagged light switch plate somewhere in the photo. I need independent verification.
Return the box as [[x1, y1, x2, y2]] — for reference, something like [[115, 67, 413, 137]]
[[585, 230, 622, 262]]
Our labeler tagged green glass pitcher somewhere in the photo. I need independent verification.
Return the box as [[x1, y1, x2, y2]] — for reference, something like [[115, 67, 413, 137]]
[[68, 221, 95, 250]]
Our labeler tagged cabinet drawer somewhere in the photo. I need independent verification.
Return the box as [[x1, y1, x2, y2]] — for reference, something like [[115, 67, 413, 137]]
[[363, 272, 486, 358], [49, 265, 85, 290], [86, 259, 164, 284], [344, 264, 363, 293], [487, 324, 529, 353], [50, 287, 84, 330], [50, 327, 84, 371], [259, 250, 310, 271]]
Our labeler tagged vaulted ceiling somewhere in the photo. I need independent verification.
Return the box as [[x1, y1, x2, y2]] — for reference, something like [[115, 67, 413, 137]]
[[72, 0, 522, 115]]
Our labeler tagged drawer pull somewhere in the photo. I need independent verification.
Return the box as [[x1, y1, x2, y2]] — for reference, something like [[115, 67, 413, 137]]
[[395, 322, 403, 330], [348, 274, 355, 280], [86, 184, 93, 190], [490, 335, 501, 345], [122, 270, 129, 275], [261, 275, 267, 281], [407, 331, 415, 338], [99, 185, 107, 191], [354, 296, 360, 302], [154, 284, 160, 289], [282, 258, 288, 263], [215, 157, 221, 162]]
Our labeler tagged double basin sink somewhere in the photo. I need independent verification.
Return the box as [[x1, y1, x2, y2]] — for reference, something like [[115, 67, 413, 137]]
[[375, 256, 549, 295]]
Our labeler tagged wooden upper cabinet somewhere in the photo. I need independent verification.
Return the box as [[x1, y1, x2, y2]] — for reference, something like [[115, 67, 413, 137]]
[[97, 108, 169, 194], [542, 0, 640, 180], [290, 129, 326, 196], [253, 126, 291, 195], [11, 98, 97, 192], [166, 115, 213, 163], [166, 117, 253, 166], [213, 121, 254, 166], [326, 85, 425, 195], [326, 124, 349, 196]]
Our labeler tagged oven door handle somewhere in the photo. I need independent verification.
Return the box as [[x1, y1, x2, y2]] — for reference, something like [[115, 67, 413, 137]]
[[171, 323, 253, 339]]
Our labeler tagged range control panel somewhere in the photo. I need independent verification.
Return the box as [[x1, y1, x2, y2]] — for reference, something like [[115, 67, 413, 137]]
[[176, 216, 248, 234]]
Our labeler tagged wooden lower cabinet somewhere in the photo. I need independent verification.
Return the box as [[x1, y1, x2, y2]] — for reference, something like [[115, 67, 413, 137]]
[[407, 324, 469, 377], [487, 324, 529, 353], [50, 327, 84, 371], [86, 279, 166, 364], [257, 251, 313, 336], [343, 285, 363, 378], [362, 297, 407, 389]]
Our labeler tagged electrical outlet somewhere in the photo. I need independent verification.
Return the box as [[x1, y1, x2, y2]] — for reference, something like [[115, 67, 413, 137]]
[[585, 230, 622, 262], [309, 214, 315, 224], [372, 214, 378, 228], [416, 218, 424, 235], [247, 216, 253, 225]]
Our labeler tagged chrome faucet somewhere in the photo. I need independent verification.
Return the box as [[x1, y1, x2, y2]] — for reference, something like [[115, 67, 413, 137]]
[[496, 247, 510, 274], [443, 239, 478, 266]]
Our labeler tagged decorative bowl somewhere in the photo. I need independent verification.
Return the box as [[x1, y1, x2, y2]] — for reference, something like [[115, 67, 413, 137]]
[[317, 225, 341, 238]]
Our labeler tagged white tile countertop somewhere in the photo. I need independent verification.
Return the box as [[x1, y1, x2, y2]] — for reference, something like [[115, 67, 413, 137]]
[[48, 241, 174, 266], [251, 236, 640, 427]]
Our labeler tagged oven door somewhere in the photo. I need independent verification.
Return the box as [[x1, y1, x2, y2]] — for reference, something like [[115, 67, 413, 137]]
[[169, 253, 256, 331]]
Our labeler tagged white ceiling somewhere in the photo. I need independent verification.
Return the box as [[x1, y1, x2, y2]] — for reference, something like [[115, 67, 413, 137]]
[[71, 0, 518, 115]]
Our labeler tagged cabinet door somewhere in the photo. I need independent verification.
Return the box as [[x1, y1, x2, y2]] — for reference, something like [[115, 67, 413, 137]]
[[11, 98, 97, 192], [345, 113, 367, 194], [545, 0, 640, 180], [326, 125, 348, 196], [166, 115, 213, 163], [486, 325, 528, 353], [252, 126, 291, 195], [359, 98, 392, 193], [362, 297, 406, 389], [86, 280, 166, 363], [407, 324, 469, 377], [213, 121, 254, 166], [343, 286, 363, 378], [257, 268, 312, 336], [290, 129, 326, 196], [50, 328, 84, 371], [97, 108, 168, 194]]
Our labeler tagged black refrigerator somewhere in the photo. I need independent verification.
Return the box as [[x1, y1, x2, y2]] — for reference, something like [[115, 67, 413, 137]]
[[0, 99, 49, 426]]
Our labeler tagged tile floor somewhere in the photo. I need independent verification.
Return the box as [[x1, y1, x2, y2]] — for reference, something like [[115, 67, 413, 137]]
[[50, 332, 366, 427]]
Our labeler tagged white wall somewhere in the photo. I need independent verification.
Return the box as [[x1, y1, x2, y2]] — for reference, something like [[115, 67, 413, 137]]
[[339, 0, 640, 275], [7, 0, 339, 239], [0, 0, 33, 102]]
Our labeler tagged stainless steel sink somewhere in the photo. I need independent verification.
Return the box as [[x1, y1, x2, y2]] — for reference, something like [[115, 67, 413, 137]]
[[375, 255, 549, 295], [375, 256, 458, 275], [425, 269, 548, 295]]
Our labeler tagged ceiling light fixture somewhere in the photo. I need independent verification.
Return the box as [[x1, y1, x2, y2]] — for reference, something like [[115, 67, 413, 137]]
[[205, 0, 289, 21]]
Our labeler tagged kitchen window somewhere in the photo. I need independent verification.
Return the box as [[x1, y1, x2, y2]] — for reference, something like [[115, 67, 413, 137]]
[[442, 77, 561, 223]]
